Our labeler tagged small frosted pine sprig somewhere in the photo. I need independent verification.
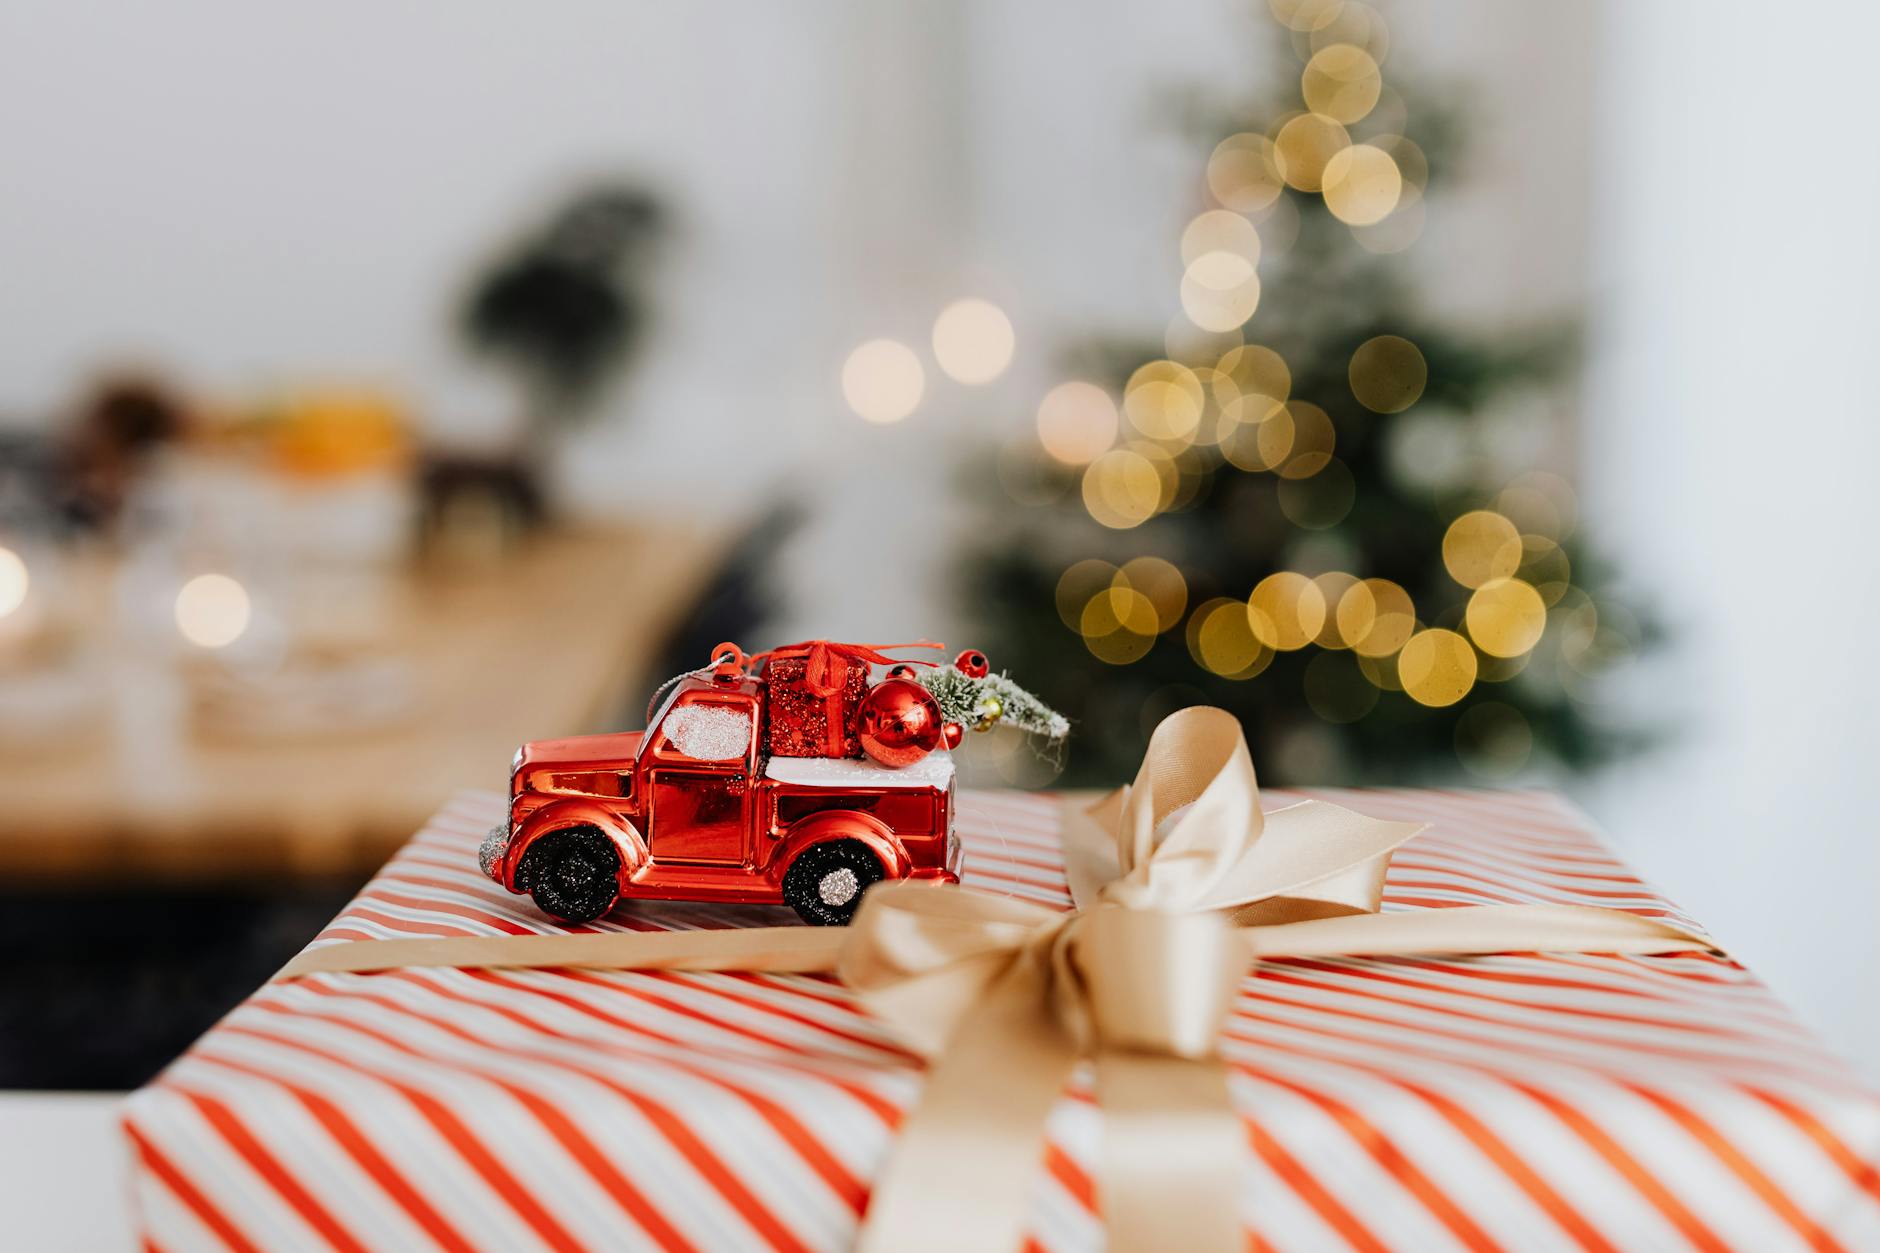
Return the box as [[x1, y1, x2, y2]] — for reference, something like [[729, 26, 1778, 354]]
[[914, 667, 1069, 740]]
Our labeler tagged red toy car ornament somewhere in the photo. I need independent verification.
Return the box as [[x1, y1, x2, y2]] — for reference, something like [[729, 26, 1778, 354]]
[[480, 639, 1063, 926]]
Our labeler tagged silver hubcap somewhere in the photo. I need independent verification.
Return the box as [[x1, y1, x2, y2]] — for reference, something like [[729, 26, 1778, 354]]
[[817, 867, 861, 907]]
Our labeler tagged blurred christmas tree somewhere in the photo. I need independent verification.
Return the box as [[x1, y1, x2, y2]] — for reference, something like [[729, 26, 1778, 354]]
[[969, 0, 1651, 787]]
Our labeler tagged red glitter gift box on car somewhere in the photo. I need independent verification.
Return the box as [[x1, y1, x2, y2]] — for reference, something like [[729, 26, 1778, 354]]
[[123, 784, 1880, 1250], [761, 645, 871, 758]]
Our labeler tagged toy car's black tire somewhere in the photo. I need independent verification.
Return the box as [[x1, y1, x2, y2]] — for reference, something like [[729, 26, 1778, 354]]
[[517, 825, 621, 923], [782, 838, 886, 926]]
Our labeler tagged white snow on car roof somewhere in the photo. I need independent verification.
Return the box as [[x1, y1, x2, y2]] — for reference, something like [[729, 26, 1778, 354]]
[[764, 753, 955, 789]]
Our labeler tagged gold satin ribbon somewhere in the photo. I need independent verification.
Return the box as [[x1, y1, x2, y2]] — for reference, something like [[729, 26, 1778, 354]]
[[274, 706, 1715, 1252]]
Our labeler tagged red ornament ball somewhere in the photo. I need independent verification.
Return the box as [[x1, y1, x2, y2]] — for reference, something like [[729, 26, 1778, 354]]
[[886, 663, 918, 679], [940, 721, 965, 750], [954, 648, 990, 679], [855, 678, 944, 767]]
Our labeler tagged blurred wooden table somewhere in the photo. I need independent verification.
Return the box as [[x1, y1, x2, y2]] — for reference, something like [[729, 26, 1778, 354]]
[[0, 525, 720, 884]]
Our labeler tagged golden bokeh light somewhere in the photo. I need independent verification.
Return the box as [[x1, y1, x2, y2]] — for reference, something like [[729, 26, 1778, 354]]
[[841, 338, 924, 423], [1084, 624, 1156, 666], [1348, 334, 1427, 413], [1442, 510, 1524, 588], [1305, 650, 1380, 723], [1466, 577, 1547, 658], [1118, 556, 1189, 632], [0, 546, 27, 619], [1206, 133, 1285, 214], [1338, 577, 1416, 656], [1218, 395, 1293, 471], [1273, 113, 1351, 192], [1301, 44, 1383, 124], [1321, 144, 1403, 226], [1247, 571, 1326, 651], [1310, 2, 1389, 62], [1123, 360, 1206, 440], [1269, 0, 1346, 34], [1310, 571, 1360, 647], [1188, 597, 1272, 678], [1276, 400, 1335, 478], [1082, 449, 1164, 529], [1180, 210, 1262, 268], [1277, 458, 1356, 529], [1081, 583, 1158, 667], [1211, 343, 1292, 406], [175, 573, 252, 649], [1398, 627, 1477, 707], [1055, 559, 1119, 631], [1180, 253, 1262, 333], [1081, 585, 1159, 638], [931, 298, 1015, 385], [1035, 381, 1119, 465], [1455, 702, 1533, 779]]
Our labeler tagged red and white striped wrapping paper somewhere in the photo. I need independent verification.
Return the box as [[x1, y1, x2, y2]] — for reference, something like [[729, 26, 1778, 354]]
[[125, 789, 1880, 1252]]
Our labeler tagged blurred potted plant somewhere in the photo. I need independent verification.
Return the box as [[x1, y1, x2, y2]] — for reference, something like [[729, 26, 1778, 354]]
[[425, 184, 664, 554]]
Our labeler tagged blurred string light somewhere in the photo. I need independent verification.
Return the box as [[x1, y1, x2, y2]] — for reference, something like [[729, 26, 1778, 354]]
[[1309, 2, 1391, 61], [1081, 448, 1165, 529], [1322, 144, 1402, 225], [1398, 627, 1476, 707], [1206, 133, 1285, 213], [1035, 381, 1119, 465], [1179, 210, 1264, 332], [1269, 0, 1346, 35], [1187, 597, 1270, 679], [1247, 571, 1324, 651], [1301, 44, 1382, 123], [1123, 361, 1206, 442], [1466, 577, 1547, 657], [1442, 510, 1523, 588], [842, 338, 924, 423], [1273, 113, 1350, 192], [932, 298, 1015, 384], [0, 546, 28, 619], [1348, 334, 1427, 412], [175, 573, 251, 649]]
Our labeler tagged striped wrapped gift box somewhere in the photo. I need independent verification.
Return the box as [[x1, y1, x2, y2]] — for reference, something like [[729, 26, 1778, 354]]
[[124, 789, 1880, 1251]]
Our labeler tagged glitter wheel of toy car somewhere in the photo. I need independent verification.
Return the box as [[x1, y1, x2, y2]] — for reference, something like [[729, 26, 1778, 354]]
[[781, 838, 886, 926], [517, 825, 622, 923]]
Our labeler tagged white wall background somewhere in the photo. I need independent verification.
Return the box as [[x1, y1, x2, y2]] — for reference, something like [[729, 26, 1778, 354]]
[[1582, 0, 1880, 1076], [0, 1, 1874, 1079]]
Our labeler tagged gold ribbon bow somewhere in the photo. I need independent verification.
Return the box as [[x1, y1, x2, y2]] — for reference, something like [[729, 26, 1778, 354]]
[[278, 707, 1714, 1252]]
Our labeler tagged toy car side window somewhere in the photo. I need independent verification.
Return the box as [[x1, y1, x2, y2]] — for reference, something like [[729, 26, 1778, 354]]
[[655, 702, 753, 765]]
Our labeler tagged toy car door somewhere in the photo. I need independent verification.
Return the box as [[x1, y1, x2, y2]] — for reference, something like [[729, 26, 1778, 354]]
[[644, 694, 756, 864]]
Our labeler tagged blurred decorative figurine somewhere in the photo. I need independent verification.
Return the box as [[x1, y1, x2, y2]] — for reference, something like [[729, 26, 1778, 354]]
[[481, 640, 1066, 925]]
